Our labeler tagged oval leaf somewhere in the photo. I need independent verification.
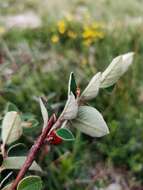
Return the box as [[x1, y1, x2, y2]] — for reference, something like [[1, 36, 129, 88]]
[[80, 72, 101, 100], [39, 97, 48, 129], [68, 72, 77, 97], [7, 143, 28, 156], [2, 156, 42, 172], [100, 52, 134, 88], [17, 176, 43, 190], [72, 106, 109, 137], [56, 128, 74, 141], [60, 92, 78, 120], [2, 111, 22, 145]]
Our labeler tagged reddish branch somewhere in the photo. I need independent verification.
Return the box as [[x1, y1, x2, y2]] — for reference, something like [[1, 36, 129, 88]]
[[11, 114, 56, 190]]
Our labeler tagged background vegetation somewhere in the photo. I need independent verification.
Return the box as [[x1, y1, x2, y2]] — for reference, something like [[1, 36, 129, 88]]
[[0, 0, 143, 189]]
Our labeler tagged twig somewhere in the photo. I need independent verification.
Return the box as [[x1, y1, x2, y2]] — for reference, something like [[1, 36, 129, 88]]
[[11, 114, 56, 190]]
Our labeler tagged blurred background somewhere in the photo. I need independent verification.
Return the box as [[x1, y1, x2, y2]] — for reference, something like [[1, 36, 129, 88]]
[[0, 0, 143, 189]]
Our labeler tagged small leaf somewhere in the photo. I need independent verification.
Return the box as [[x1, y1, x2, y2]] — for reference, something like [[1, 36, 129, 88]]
[[68, 72, 77, 97], [17, 176, 43, 190], [1, 157, 42, 172], [5, 102, 19, 112], [21, 113, 39, 135], [39, 97, 48, 128], [0, 172, 13, 189], [2, 111, 22, 145], [80, 72, 101, 100], [100, 52, 134, 88], [60, 92, 78, 120], [72, 106, 109, 137], [56, 128, 74, 141], [7, 143, 28, 156]]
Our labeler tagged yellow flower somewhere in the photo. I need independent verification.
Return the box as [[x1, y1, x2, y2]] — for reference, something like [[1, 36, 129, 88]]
[[51, 35, 59, 43], [57, 20, 66, 34], [82, 27, 95, 39], [67, 30, 77, 39], [82, 25, 104, 46], [0, 26, 6, 36], [83, 38, 93, 46]]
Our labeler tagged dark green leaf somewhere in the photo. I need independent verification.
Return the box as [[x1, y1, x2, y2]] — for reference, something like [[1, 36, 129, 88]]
[[56, 128, 74, 141], [7, 143, 28, 157], [68, 72, 77, 97], [104, 84, 116, 93]]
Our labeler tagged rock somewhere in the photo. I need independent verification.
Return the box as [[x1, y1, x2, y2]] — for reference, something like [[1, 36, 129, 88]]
[[1, 12, 41, 29]]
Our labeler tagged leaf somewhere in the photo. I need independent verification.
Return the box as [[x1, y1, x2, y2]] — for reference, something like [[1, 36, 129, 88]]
[[21, 113, 39, 135], [5, 102, 19, 112], [56, 128, 74, 141], [72, 106, 109, 137], [7, 143, 28, 156], [17, 176, 43, 190], [100, 52, 134, 88], [0, 172, 13, 189], [1, 157, 42, 172], [60, 92, 78, 120], [1, 111, 23, 145], [104, 84, 116, 93], [68, 72, 77, 97], [39, 97, 48, 129], [80, 72, 101, 100]]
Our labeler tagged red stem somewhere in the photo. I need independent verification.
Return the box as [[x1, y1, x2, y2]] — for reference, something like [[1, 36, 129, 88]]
[[11, 114, 56, 190]]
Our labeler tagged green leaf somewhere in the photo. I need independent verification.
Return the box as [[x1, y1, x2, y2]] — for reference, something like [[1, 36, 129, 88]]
[[5, 102, 19, 112], [56, 128, 74, 141], [17, 176, 43, 190], [0, 172, 13, 189], [7, 143, 28, 156], [104, 84, 116, 93], [72, 106, 109, 137], [1, 111, 23, 145], [21, 113, 39, 135], [1, 157, 42, 172], [68, 72, 77, 97]]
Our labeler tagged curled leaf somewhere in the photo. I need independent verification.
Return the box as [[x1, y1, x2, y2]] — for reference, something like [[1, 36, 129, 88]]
[[100, 52, 134, 88], [80, 72, 101, 100], [1, 111, 22, 145], [72, 106, 109, 137]]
